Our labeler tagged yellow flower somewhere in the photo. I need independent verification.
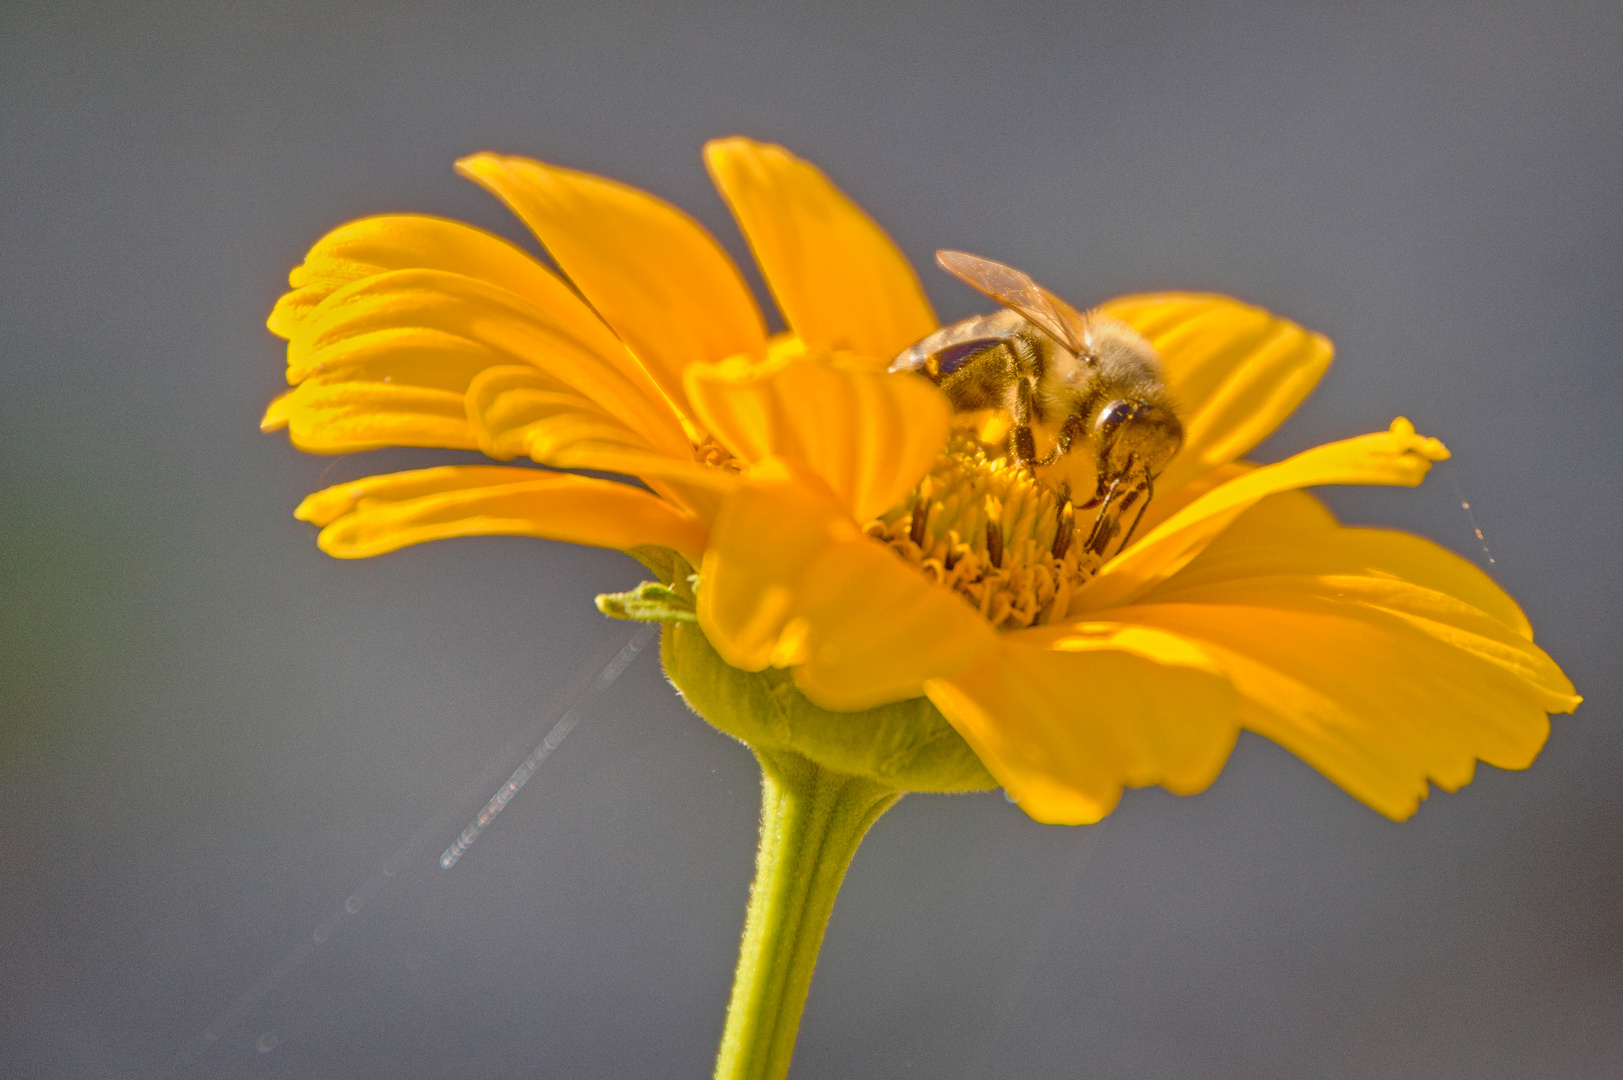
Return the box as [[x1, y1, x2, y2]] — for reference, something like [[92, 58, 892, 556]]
[[265, 137, 1579, 827]]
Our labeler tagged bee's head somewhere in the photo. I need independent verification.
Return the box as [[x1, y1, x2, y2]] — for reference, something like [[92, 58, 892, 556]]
[[1092, 399, 1183, 483]]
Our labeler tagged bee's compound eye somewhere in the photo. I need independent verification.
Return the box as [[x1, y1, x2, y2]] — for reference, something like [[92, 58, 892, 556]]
[[1093, 400, 1184, 480], [1093, 400, 1141, 442]]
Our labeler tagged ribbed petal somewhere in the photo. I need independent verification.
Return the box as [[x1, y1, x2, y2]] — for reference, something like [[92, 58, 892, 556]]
[[1117, 597, 1562, 819], [1146, 489, 1536, 638], [924, 629, 1240, 825], [1082, 491, 1581, 819], [268, 216, 679, 441], [275, 327, 503, 393], [288, 269, 690, 457], [457, 153, 767, 425], [297, 465, 707, 562], [704, 137, 937, 363], [463, 364, 734, 522], [685, 354, 950, 523], [263, 382, 475, 454], [268, 214, 578, 341], [466, 364, 652, 461], [698, 461, 990, 700], [1100, 293, 1333, 498], [261, 329, 500, 452], [1076, 419, 1449, 610]]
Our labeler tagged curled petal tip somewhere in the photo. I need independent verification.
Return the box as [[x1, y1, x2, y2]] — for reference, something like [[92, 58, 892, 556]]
[[1389, 416, 1450, 461], [452, 151, 504, 176], [293, 486, 352, 526], [260, 393, 293, 433], [702, 134, 762, 159]]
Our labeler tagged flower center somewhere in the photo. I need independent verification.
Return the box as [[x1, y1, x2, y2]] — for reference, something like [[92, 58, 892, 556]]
[[864, 432, 1103, 631], [694, 435, 743, 472]]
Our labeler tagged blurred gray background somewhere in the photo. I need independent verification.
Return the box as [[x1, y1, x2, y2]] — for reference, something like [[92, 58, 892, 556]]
[[2, 1, 1619, 1077]]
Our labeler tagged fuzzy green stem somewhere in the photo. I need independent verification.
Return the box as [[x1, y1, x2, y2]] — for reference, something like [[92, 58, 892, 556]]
[[714, 748, 902, 1080]]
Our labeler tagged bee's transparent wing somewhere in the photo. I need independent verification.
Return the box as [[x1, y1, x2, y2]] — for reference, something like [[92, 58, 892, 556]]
[[935, 250, 1088, 354]]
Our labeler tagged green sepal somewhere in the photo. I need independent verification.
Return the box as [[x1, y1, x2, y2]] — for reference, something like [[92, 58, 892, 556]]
[[626, 544, 682, 586], [596, 580, 698, 622], [661, 621, 996, 795]]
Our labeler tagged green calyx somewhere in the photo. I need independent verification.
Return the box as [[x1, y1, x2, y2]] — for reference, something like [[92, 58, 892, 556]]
[[662, 621, 995, 793], [597, 548, 996, 795]]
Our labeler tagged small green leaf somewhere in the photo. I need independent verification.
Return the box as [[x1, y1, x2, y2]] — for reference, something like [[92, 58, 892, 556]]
[[596, 580, 698, 622]]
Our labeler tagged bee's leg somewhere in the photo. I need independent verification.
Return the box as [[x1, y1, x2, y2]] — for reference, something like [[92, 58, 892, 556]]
[[1083, 467, 1130, 555], [1117, 468, 1154, 550], [1010, 375, 1041, 469], [1035, 414, 1088, 468]]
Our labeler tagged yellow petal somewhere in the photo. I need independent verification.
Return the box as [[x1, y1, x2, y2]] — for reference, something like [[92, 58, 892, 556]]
[[1076, 418, 1449, 610], [1088, 491, 1580, 819], [462, 363, 735, 522], [1116, 597, 1564, 820], [297, 465, 706, 562], [1147, 489, 1535, 638], [685, 353, 950, 522], [466, 363, 649, 461], [697, 461, 863, 671], [262, 381, 476, 453], [704, 137, 936, 363], [1100, 293, 1333, 497], [289, 269, 690, 457], [1189, 578, 1573, 709], [268, 215, 576, 340], [1144, 489, 1578, 711], [786, 533, 994, 710], [261, 328, 506, 452], [697, 461, 990, 701], [457, 153, 767, 425], [924, 631, 1240, 825], [276, 327, 503, 394]]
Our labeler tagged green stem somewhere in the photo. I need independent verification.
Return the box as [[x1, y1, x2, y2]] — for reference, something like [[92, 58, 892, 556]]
[[714, 748, 902, 1080]]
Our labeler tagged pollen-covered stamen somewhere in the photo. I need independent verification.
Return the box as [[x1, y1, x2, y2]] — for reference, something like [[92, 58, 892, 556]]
[[693, 434, 743, 472], [908, 499, 929, 546], [862, 432, 1105, 631]]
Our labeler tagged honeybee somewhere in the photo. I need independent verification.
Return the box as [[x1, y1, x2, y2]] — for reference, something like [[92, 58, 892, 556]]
[[890, 251, 1183, 556]]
